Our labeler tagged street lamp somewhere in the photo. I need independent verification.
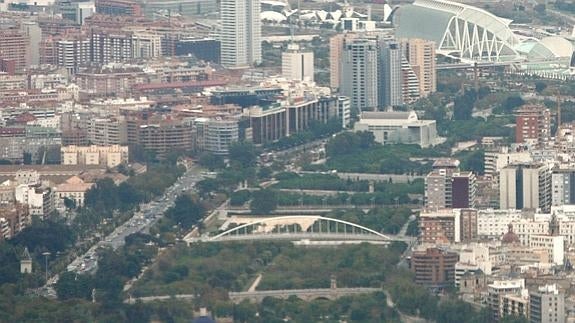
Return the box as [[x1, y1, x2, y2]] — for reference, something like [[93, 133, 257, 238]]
[[42, 251, 51, 283]]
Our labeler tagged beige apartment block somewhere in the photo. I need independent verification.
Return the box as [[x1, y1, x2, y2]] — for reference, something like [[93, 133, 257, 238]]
[[61, 145, 129, 168]]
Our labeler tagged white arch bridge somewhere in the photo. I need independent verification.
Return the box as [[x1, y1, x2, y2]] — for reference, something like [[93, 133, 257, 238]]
[[187, 216, 413, 244]]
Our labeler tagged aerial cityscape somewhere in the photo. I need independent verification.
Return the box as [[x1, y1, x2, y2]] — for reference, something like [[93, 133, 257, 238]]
[[0, 0, 574, 321]]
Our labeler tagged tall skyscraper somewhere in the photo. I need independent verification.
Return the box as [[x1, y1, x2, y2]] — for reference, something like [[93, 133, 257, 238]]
[[329, 34, 345, 90], [401, 56, 420, 104], [402, 38, 436, 97], [282, 43, 314, 82], [220, 0, 261, 68], [379, 40, 403, 108], [341, 38, 379, 112]]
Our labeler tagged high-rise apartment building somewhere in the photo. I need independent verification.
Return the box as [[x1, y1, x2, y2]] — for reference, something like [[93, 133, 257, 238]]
[[419, 209, 456, 244], [220, 0, 261, 68], [87, 117, 128, 145], [530, 284, 565, 323], [452, 172, 476, 208], [458, 208, 478, 243], [400, 56, 420, 104], [515, 105, 551, 146], [138, 120, 194, 158], [57, 38, 91, 74], [425, 159, 476, 209], [282, 43, 314, 82], [499, 163, 552, 212], [402, 38, 436, 97], [410, 248, 458, 289], [0, 27, 29, 73], [488, 279, 526, 322], [329, 34, 346, 90], [552, 169, 575, 206], [341, 38, 379, 112], [90, 30, 133, 64], [379, 40, 403, 108], [193, 117, 239, 155]]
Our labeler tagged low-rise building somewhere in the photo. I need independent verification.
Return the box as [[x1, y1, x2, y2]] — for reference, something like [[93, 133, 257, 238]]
[[55, 176, 94, 208], [61, 145, 129, 168], [354, 111, 439, 148]]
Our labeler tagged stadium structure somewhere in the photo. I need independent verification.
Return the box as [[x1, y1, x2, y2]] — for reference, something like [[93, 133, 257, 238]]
[[393, 0, 575, 78]]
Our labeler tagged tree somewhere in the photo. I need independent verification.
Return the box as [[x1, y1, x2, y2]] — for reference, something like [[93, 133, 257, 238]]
[[85, 178, 119, 212], [12, 220, 75, 254], [453, 90, 476, 120], [165, 195, 206, 229], [198, 152, 225, 171], [229, 142, 258, 169], [534, 4, 546, 14], [458, 149, 485, 175], [63, 197, 77, 210], [55, 271, 94, 301], [117, 182, 142, 210], [499, 96, 525, 114], [250, 189, 278, 214], [535, 81, 547, 93]]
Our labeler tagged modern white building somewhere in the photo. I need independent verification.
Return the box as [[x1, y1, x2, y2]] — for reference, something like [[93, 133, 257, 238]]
[[194, 117, 239, 155], [499, 163, 552, 212], [220, 0, 262, 68], [354, 111, 438, 147], [282, 43, 314, 82]]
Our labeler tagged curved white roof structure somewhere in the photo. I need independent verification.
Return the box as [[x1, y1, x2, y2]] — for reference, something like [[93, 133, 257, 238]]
[[537, 37, 574, 58], [394, 0, 521, 62], [261, 11, 287, 22]]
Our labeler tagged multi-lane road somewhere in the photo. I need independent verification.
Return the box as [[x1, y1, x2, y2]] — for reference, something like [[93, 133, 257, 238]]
[[65, 166, 206, 276]]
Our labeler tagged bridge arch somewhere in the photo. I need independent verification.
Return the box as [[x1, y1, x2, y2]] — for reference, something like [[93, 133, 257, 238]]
[[209, 216, 393, 241]]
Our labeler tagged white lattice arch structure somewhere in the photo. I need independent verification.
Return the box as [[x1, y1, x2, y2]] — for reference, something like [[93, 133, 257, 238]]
[[395, 0, 521, 62], [210, 216, 393, 241]]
